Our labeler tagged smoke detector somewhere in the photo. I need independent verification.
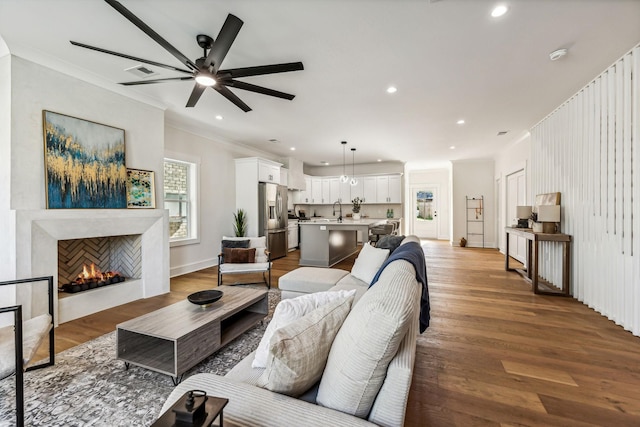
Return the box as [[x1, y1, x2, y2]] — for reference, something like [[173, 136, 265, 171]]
[[549, 48, 568, 61]]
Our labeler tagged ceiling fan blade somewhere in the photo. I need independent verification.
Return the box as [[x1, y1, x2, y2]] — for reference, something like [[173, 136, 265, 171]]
[[186, 84, 207, 107], [120, 77, 194, 85], [204, 14, 243, 73], [70, 41, 193, 74], [221, 80, 295, 100], [213, 85, 252, 112], [217, 62, 304, 79], [104, 0, 197, 70]]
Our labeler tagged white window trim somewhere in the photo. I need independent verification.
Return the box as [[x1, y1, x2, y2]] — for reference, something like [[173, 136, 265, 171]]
[[164, 150, 201, 247]]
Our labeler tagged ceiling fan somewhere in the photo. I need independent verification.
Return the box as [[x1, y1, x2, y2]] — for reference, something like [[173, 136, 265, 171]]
[[70, 0, 303, 112]]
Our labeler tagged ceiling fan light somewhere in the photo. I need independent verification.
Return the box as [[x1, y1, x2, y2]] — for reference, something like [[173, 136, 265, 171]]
[[195, 74, 216, 86]]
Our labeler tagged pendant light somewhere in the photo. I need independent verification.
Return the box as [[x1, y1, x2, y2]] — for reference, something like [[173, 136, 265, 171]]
[[350, 148, 358, 186], [339, 141, 349, 183]]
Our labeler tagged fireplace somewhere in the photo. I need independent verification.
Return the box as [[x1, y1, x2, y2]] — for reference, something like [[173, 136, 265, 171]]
[[57, 235, 141, 291], [15, 209, 169, 325]]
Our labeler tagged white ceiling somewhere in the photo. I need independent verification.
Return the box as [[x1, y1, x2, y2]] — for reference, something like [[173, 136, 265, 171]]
[[1, 0, 639, 168]]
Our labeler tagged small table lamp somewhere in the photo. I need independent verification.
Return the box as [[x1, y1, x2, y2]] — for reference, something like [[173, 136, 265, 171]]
[[537, 205, 561, 233], [516, 206, 532, 228]]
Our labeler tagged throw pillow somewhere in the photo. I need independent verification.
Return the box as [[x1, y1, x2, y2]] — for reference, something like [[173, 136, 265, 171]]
[[375, 234, 406, 253], [221, 239, 250, 249], [223, 247, 256, 263], [252, 289, 357, 368], [350, 242, 390, 285], [256, 294, 355, 397], [316, 260, 419, 418]]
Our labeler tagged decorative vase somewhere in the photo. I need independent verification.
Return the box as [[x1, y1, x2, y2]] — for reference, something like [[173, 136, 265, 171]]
[[532, 222, 543, 232], [352, 212, 361, 220], [460, 237, 467, 247]]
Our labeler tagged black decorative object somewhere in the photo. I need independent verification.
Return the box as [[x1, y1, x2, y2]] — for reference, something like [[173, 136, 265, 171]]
[[188, 290, 224, 307]]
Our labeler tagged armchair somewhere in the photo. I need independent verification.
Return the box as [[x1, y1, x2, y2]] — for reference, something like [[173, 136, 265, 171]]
[[217, 236, 271, 289], [0, 276, 55, 427]]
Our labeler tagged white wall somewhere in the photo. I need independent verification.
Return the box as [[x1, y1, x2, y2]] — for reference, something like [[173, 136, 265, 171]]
[[164, 125, 277, 277], [494, 133, 531, 252], [451, 159, 495, 248], [530, 46, 640, 336], [9, 56, 165, 210]]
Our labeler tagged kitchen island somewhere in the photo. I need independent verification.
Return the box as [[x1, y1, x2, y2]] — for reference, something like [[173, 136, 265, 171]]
[[298, 218, 388, 267]]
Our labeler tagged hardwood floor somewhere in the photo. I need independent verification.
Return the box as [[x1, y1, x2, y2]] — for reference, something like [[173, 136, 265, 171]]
[[46, 241, 640, 426]]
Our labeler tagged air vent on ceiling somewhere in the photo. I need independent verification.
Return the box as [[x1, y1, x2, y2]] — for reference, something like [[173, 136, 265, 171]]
[[497, 131, 508, 136], [125, 65, 158, 78]]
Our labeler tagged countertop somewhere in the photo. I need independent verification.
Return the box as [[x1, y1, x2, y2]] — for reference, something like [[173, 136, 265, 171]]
[[298, 218, 390, 226]]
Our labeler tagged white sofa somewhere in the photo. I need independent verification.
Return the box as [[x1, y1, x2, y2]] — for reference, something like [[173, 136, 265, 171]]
[[160, 236, 423, 427]]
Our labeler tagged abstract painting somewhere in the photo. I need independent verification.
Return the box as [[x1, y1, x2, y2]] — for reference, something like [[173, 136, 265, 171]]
[[43, 111, 126, 209], [126, 168, 156, 208]]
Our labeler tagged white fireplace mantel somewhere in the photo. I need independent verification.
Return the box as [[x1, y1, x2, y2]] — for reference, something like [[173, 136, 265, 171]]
[[14, 209, 170, 324]]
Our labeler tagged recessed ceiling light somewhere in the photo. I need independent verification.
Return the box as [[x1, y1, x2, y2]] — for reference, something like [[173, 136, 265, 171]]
[[215, 115, 223, 120], [321, 161, 329, 166], [449, 146, 456, 150], [491, 5, 508, 17], [549, 48, 568, 61], [268, 138, 279, 143], [386, 86, 397, 94], [290, 147, 296, 151], [377, 159, 382, 162], [457, 119, 465, 125], [497, 131, 508, 136]]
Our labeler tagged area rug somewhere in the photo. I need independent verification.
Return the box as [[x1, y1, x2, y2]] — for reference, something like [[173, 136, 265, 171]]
[[0, 288, 279, 427]]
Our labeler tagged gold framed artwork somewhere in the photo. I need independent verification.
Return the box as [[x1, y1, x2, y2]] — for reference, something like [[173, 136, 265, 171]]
[[126, 168, 156, 209]]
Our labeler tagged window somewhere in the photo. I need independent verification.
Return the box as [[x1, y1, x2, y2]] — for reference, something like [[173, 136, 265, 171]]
[[164, 155, 199, 246]]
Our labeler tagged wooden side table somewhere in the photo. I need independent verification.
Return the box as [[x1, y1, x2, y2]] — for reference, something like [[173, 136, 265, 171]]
[[505, 227, 572, 296]]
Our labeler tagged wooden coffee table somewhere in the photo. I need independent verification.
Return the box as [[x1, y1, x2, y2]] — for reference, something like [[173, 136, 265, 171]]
[[116, 285, 268, 384]]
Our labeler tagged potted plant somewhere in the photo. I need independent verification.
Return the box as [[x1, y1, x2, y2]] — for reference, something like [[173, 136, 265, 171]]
[[351, 197, 362, 220], [233, 209, 248, 237]]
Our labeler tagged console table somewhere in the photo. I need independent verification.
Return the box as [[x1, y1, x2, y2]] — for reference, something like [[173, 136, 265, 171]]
[[505, 227, 572, 296]]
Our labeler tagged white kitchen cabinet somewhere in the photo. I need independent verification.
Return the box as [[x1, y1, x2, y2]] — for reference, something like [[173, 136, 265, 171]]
[[287, 221, 298, 251], [294, 175, 312, 204], [280, 168, 288, 187], [350, 177, 363, 202], [362, 176, 377, 204], [376, 174, 402, 203], [257, 159, 280, 184], [311, 177, 322, 204], [321, 177, 331, 204], [340, 180, 351, 203]]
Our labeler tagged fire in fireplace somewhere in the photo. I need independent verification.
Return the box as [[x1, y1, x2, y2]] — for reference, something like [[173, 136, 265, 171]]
[[60, 263, 125, 293]]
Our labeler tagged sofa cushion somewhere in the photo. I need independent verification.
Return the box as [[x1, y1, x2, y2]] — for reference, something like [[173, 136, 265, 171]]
[[278, 267, 349, 295], [222, 239, 250, 249], [256, 294, 354, 396], [223, 247, 256, 263], [252, 289, 356, 368], [0, 313, 52, 380], [375, 234, 405, 253], [349, 243, 389, 285], [316, 260, 419, 418], [161, 373, 377, 427]]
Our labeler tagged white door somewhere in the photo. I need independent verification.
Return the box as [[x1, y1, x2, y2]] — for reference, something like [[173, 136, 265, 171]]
[[412, 186, 438, 239], [506, 170, 527, 263]]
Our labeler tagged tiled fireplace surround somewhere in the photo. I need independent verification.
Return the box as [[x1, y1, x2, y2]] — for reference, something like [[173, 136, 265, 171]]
[[15, 209, 169, 325]]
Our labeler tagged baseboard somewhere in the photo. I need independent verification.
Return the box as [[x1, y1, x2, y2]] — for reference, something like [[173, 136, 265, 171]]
[[170, 258, 217, 278]]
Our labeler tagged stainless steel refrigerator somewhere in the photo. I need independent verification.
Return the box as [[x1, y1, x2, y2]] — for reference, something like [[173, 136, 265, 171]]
[[258, 182, 288, 259]]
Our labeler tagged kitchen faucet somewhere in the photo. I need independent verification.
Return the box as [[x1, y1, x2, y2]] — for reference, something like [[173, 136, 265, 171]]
[[332, 201, 343, 223]]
